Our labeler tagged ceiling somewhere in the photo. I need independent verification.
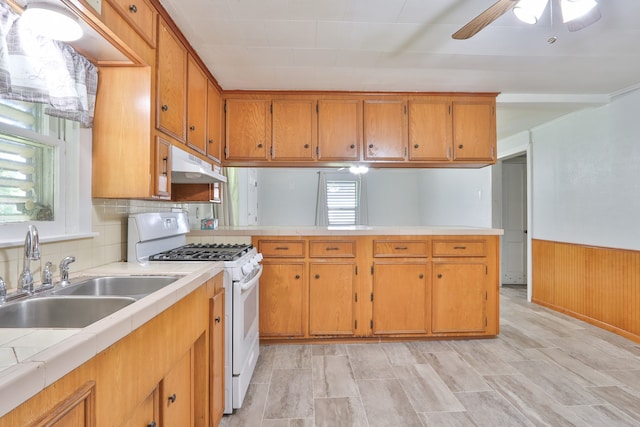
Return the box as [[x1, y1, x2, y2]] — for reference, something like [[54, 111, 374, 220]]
[[158, 0, 640, 140]]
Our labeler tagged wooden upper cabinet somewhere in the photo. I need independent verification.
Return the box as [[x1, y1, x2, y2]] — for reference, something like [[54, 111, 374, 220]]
[[363, 99, 408, 161], [106, 0, 156, 47], [156, 19, 187, 142], [452, 96, 496, 162], [317, 99, 361, 161], [187, 55, 208, 154], [225, 99, 270, 160], [408, 97, 453, 162], [271, 99, 317, 160], [207, 82, 223, 163]]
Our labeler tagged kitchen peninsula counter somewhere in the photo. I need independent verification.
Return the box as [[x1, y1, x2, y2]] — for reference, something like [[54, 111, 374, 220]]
[[0, 261, 222, 420]]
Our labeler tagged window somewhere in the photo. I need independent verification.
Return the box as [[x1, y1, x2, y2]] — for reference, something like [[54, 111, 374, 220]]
[[326, 179, 358, 226], [0, 97, 90, 243]]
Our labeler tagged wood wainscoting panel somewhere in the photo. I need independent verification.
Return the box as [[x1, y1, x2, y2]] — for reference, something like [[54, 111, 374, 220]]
[[532, 239, 640, 343]]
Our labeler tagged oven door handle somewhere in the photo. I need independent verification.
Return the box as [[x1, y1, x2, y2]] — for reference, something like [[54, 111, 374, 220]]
[[237, 265, 263, 293]]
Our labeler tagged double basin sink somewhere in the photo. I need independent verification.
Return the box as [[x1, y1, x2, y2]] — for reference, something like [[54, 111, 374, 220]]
[[0, 276, 179, 329]]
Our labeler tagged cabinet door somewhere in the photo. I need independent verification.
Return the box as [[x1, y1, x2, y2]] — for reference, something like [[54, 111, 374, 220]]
[[154, 137, 171, 199], [260, 262, 306, 337], [432, 262, 486, 333], [32, 381, 96, 427], [363, 100, 407, 161], [452, 97, 496, 162], [210, 290, 225, 426], [317, 99, 361, 161], [207, 82, 223, 163], [161, 350, 192, 427], [225, 99, 270, 160], [108, 0, 156, 47], [372, 263, 429, 335], [309, 262, 356, 336], [408, 97, 452, 161], [156, 19, 187, 142], [272, 99, 316, 160], [124, 388, 158, 427], [187, 55, 208, 154]]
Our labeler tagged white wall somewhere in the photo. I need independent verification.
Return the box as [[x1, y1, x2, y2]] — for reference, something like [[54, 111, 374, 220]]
[[530, 88, 640, 250], [255, 167, 493, 227]]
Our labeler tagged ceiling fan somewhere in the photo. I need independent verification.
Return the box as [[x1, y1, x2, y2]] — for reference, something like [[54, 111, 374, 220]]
[[452, 0, 601, 40]]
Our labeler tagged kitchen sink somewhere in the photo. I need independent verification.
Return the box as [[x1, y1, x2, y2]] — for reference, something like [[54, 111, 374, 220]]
[[52, 276, 180, 299], [0, 296, 136, 328]]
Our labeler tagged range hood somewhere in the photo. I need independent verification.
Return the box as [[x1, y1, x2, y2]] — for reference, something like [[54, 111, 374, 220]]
[[171, 145, 227, 184]]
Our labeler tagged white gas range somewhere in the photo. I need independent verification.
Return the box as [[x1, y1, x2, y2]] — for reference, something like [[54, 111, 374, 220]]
[[127, 212, 262, 414]]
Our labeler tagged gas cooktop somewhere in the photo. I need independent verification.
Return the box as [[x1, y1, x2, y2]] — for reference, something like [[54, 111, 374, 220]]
[[149, 243, 253, 262]]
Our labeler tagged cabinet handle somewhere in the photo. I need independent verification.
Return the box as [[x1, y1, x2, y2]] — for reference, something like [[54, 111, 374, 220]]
[[304, 144, 309, 148], [295, 274, 300, 279], [215, 316, 221, 323], [189, 125, 196, 131], [161, 104, 168, 112], [162, 157, 168, 176], [369, 144, 374, 149], [394, 246, 408, 250], [414, 144, 419, 149], [129, 4, 137, 13], [458, 144, 464, 149], [350, 144, 355, 149], [326, 247, 339, 251], [168, 394, 177, 404], [315, 274, 320, 279], [437, 274, 443, 279], [453, 246, 467, 250], [147, 422, 156, 427], [419, 273, 424, 279]]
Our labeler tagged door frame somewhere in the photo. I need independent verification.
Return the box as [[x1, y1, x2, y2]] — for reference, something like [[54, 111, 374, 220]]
[[493, 136, 533, 301]]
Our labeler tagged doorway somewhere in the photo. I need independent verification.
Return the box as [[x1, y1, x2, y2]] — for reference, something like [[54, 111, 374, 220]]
[[501, 155, 527, 285]]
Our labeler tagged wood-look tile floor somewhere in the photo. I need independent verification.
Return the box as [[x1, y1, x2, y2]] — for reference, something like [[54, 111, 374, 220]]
[[220, 286, 640, 427]]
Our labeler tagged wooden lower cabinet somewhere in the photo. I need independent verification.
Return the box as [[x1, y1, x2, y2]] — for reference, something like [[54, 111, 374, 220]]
[[31, 381, 96, 427], [255, 235, 498, 341], [124, 387, 158, 427], [210, 288, 225, 425], [372, 262, 430, 335], [260, 262, 306, 337], [432, 262, 487, 333], [161, 350, 193, 426], [309, 262, 356, 336]]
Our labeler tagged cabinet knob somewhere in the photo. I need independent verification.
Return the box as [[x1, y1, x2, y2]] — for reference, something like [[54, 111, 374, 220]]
[[315, 274, 320, 279], [368, 144, 374, 149], [257, 143, 263, 148], [295, 274, 300, 279], [209, 139, 214, 144], [147, 422, 156, 427], [168, 393, 177, 404], [304, 144, 309, 148], [350, 144, 355, 149], [189, 125, 196, 131], [129, 4, 137, 13], [458, 144, 464, 149], [437, 274, 443, 279], [414, 144, 419, 149], [161, 105, 169, 112], [215, 316, 221, 323], [419, 273, 424, 279]]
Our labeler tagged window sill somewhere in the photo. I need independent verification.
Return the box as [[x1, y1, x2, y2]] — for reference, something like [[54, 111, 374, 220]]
[[0, 232, 99, 249]]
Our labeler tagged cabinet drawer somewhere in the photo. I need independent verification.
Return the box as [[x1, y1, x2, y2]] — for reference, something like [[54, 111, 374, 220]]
[[309, 240, 355, 258], [373, 240, 429, 257], [107, 0, 156, 47], [432, 240, 486, 257], [259, 240, 305, 258]]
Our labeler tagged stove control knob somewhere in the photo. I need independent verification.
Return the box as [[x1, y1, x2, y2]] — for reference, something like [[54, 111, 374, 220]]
[[242, 263, 253, 275]]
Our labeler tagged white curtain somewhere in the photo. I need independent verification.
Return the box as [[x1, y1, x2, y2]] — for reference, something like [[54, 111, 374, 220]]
[[0, 1, 97, 127], [315, 171, 328, 226], [358, 174, 368, 225]]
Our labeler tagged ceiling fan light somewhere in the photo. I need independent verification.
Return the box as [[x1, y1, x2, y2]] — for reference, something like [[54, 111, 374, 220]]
[[20, 2, 83, 42], [560, 0, 598, 23], [513, 0, 549, 24]]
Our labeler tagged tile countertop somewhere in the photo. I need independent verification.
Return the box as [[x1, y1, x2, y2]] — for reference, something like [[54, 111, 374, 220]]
[[0, 260, 223, 418], [189, 225, 504, 236]]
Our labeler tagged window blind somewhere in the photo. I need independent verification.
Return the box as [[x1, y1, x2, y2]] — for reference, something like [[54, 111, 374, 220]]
[[326, 179, 358, 225]]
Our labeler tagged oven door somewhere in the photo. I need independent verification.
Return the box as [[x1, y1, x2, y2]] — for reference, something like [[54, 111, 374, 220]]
[[231, 264, 262, 407]]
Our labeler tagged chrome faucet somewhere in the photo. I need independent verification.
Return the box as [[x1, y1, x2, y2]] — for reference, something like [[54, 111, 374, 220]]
[[59, 256, 76, 287], [18, 225, 40, 294]]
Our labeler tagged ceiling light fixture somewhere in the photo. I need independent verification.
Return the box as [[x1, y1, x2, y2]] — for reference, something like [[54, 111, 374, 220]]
[[513, 0, 549, 24], [20, 2, 83, 42], [560, 0, 598, 22], [349, 166, 369, 175]]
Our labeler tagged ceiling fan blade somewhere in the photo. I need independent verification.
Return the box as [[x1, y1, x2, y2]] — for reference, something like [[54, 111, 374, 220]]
[[452, 0, 518, 40], [566, 4, 601, 32]]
